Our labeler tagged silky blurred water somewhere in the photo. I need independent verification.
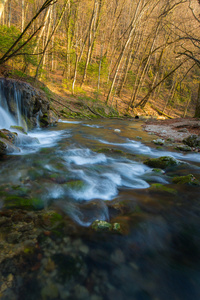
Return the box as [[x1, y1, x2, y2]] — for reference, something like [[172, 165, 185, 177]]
[[0, 118, 200, 300]]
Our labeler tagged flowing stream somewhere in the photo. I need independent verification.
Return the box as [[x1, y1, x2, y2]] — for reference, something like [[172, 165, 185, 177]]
[[0, 91, 200, 299]]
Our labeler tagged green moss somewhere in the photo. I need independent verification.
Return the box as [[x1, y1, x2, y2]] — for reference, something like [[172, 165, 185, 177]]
[[0, 132, 8, 139], [144, 156, 180, 169], [91, 220, 112, 231], [11, 185, 30, 196], [172, 174, 200, 185], [65, 180, 85, 190], [149, 183, 177, 194], [175, 144, 192, 152], [4, 196, 44, 210], [24, 247, 35, 254], [152, 168, 165, 174], [112, 222, 121, 233], [10, 126, 27, 135]]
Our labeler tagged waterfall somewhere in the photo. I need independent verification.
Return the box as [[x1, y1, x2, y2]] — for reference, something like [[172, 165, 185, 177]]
[[0, 79, 26, 130]]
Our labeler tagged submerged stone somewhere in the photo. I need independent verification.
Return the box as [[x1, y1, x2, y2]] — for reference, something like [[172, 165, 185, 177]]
[[149, 183, 177, 194], [65, 180, 85, 190], [144, 156, 181, 169], [4, 196, 44, 210], [96, 148, 123, 155], [172, 174, 200, 185]]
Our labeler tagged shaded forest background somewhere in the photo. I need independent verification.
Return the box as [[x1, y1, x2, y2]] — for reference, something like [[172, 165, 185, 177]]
[[0, 0, 200, 118]]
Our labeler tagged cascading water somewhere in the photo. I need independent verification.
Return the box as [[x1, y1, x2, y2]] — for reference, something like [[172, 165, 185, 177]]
[[0, 79, 26, 129]]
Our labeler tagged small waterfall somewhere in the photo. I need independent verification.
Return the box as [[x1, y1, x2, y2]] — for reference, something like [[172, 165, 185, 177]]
[[0, 79, 26, 130]]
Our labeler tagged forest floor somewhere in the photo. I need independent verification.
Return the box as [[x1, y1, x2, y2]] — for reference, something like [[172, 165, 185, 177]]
[[0, 65, 197, 122]]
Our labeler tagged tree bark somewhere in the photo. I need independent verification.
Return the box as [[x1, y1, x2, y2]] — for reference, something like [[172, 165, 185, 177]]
[[0, 0, 7, 19], [194, 82, 200, 118]]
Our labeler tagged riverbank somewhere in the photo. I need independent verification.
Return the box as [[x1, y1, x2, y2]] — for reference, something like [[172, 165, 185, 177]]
[[144, 118, 200, 141]]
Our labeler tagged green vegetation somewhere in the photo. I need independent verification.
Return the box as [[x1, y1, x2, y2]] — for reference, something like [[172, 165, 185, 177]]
[[172, 174, 200, 185]]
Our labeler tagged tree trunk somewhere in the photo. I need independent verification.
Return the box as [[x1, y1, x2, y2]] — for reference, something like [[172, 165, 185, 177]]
[[0, 0, 7, 19], [35, 1, 67, 79], [194, 83, 200, 118], [106, 0, 146, 105], [81, 0, 101, 87]]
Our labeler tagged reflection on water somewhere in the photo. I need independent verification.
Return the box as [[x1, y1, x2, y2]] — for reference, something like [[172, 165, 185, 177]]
[[0, 119, 200, 300]]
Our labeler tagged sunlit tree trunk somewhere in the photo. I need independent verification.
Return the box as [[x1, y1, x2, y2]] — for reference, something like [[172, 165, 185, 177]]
[[0, 0, 7, 19], [21, 0, 25, 31], [106, 0, 150, 105], [35, 1, 67, 79], [81, 0, 102, 87]]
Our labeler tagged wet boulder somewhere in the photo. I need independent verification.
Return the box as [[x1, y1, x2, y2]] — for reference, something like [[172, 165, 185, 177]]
[[0, 130, 20, 155], [0, 129, 18, 144], [172, 174, 200, 185], [183, 135, 200, 148], [143, 156, 181, 169], [175, 144, 192, 152]]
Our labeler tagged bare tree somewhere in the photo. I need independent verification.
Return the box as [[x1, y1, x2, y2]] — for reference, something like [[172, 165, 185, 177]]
[[0, 0, 57, 65]]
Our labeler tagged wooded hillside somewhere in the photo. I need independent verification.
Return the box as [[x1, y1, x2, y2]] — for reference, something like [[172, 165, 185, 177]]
[[0, 0, 200, 117]]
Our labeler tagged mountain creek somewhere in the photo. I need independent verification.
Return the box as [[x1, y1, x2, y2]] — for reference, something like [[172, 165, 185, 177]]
[[0, 118, 200, 300]]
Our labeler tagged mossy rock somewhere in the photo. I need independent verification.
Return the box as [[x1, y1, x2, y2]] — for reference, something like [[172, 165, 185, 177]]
[[96, 148, 124, 155], [0, 132, 8, 140], [49, 173, 68, 184], [112, 222, 121, 233], [172, 174, 200, 185], [149, 183, 177, 194], [4, 196, 44, 210], [152, 168, 165, 174], [10, 126, 27, 135], [144, 156, 180, 169], [91, 220, 112, 231], [65, 180, 85, 191], [11, 185, 30, 196], [175, 144, 192, 152], [41, 211, 64, 229], [183, 135, 200, 147], [28, 169, 43, 180], [0, 129, 18, 144]]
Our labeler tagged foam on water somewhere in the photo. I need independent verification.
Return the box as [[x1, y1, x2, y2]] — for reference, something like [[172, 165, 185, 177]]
[[99, 138, 200, 163], [58, 119, 82, 124], [60, 147, 151, 201], [82, 124, 103, 128], [65, 148, 107, 165]]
